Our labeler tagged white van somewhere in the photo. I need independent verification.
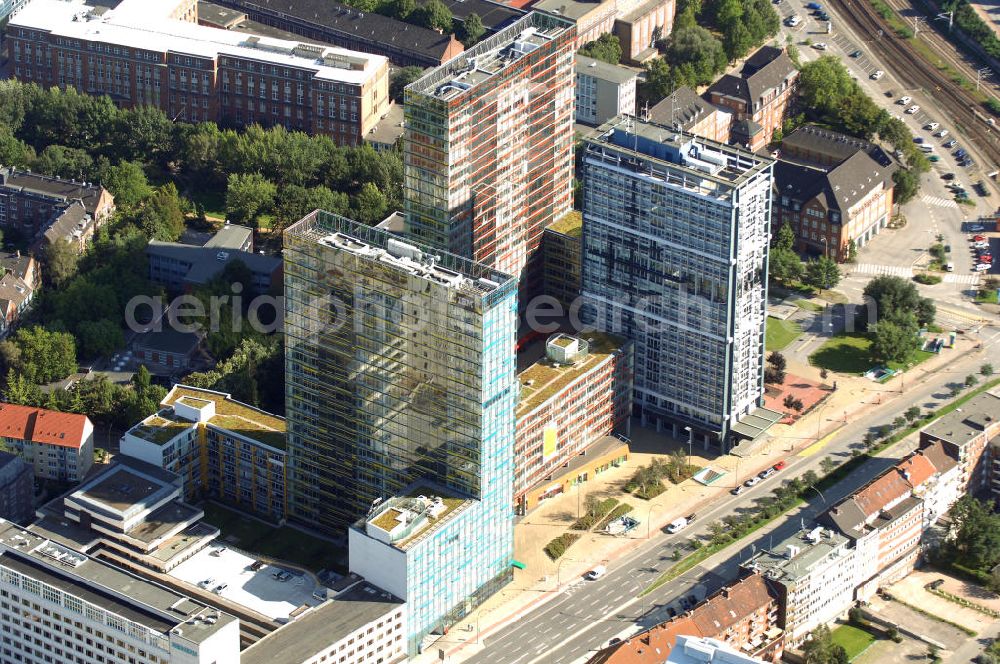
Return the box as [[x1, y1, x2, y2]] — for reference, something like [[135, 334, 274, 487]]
[[666, 517, 689, 534], [585, 565, 607, 580], [946, 262, 955, 272]]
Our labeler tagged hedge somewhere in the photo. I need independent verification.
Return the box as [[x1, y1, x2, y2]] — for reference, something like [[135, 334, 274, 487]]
[[596, 503, 634, 531], [570, 497, 620, 531], [544, 532, 581, 560]]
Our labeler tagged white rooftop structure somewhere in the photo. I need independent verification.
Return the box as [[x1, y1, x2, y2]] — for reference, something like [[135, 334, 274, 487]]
[[11, 0, 387, 85], [668, 636, 768, 663]]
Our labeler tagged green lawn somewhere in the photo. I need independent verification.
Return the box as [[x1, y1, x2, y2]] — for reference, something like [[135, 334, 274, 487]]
[[794, 299, 824, 312], [831, 624, 876, 661], [201, 502, 347, 573], [976, 289, 998, 303], [809, 333, 934, 375], [766, 316, 803, 351], [186, 189, 227, 220]]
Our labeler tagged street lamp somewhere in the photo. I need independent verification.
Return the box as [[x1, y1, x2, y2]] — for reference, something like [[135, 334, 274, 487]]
[[646, 502, 665, 539], [684, 426, 693, 469]]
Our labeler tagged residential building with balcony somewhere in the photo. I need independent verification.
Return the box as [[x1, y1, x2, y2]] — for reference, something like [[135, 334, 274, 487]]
[[919, 390, 1000, 495], [284, 211, 518, 654], [898, 441, 960, 529], [773, 127, 897, 262], [0, 403, 93, 482], [8, 0, 390, 144], [120, 385, 287, 522], [580, 117, 776, 451], [0, 520, 240, 664], [742, 527, 855, 642], [706, 46, 797, 151], [575, 54, 637, 126], [514, 332, 633, 513], [404, 12, 576, 297]]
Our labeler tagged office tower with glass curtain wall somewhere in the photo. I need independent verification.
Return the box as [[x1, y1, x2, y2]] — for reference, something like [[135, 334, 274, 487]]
[[580, 117, 773, 451], [403, 12, 576, 297], [282, 210, 518, 536]]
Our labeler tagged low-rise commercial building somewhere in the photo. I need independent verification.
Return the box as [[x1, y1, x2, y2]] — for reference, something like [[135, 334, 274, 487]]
[[0, 167, 114, 248], [0, 451, 33, 524], [131, 328, 205, 375], [0, 519, 241, 664], [588, 573, 783, 663], [120, 385, 287, 521], [920, 390, 1000, 496], [514, 332, 632, 513], [706, 46, 797, 151], [146, 237, 282, 295], [646, 85, 731, 144], [0, 403, 94, 482], [575, 55, 637, 126], [773, 127, 897, 262], [9, 0, 390, 144], [241, 581, 406, 664], [742, 527, 855, 642]]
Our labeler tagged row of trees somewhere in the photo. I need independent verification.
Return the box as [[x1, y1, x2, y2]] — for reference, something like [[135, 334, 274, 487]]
[[770, 223, 843, 290], [796, 57, 928, 204], [641, 0, 779, 102]]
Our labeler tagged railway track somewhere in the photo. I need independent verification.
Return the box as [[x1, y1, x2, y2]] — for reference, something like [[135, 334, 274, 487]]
[[829, 0, 1000, 171]]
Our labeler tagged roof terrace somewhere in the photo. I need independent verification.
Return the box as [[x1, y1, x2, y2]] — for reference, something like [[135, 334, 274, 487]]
[[364, 485, 471, 551], [517, 331, 624, 417]]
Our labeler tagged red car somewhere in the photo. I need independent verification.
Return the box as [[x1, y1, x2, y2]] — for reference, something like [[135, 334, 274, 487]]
[[981, 254, 993, 263], [773, 460, 787, 471], [974, 234, 986, 242]]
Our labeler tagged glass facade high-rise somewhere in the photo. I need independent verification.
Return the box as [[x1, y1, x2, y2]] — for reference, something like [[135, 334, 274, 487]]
[[403, 12, 576, 297], [283, 210, 518, 535], [580, 117, 773, 451]]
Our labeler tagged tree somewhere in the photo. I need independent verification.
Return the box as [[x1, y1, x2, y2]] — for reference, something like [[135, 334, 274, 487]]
[[803, 256, 841, 290], [389, 66, 425, 103], [893, 168, 920, 205], [388, 0, 416, 19], [641, 57, 674, 103], [798, 57, 857, 120], [225, 173, 277, 227], [802, 625, 849, 664], [769, 247, 803, 283], [352, 181, 389, 224], [0, 125, 34, 168], [982, 363, 994, 376], [8, 327, 77, 385], [663, 26, 728, 88], [767, 351, 787, 372], [43, 239, 79, 288], [460, 13, 486, 47], [722, 21, 753, 61], [578, 34, 624, 64], [783, 394, 796, 410], [870, 317, 919, 364], [776, 222, 796, 251], [77, 319, 124, 359], [966, 374, 979, 387], [846, 239, 857, 263], [417, 0, 453, 32], [904, 406, 921, 422], [102, 160, 151, 209], [863, 275, 936, 326], [32, 145, 95, 180], [947, 496, 1000, 571], [136, 183, 186, 241], [273, 184, 350, 234]]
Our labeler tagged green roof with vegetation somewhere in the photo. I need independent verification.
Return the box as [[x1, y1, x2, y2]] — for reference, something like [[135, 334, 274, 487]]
[[164, 385, 286, 450], [517, 331, 623, 416], [129, 412, 194, 446], [547, 211, 582, 238]]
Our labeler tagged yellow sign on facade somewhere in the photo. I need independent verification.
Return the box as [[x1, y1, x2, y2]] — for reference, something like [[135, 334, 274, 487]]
[[543, 425, 558, 460]]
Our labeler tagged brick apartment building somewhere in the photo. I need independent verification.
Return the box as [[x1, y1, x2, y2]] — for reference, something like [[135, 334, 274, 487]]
[[0, 167, 114, 248], [0, 403, 94, 482], [773, 126, 897, 262], [0, 251, 39, 338], [589, 573, 784, 663], [514, 332, 632, 513], [8, 0, 390, 145], [646, 85, 731, 144], [707, 46, 797, 151], [921, 390, 1000, 496]]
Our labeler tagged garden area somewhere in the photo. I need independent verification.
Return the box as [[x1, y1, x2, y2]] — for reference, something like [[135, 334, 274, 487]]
[[809, 333, 935, 375], [766, 316, 802, 352], [624, 452, 698, 500], [830, 623, 877, 661]]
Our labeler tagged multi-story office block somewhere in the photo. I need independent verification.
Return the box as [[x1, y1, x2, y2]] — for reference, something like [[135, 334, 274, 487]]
[[514, 332, 632, 513], [284, 210, 517, 652], [0, 403, 94, 482], [404, 12, 576, 295], [575, 54, 637, 126], [580, 117, 774, 451], [0, 451, 33, 524], [120, 385, 287, 521], [0, 520, 240, 664], [8, 0, 390, 145], [542, 211, 583, 309]]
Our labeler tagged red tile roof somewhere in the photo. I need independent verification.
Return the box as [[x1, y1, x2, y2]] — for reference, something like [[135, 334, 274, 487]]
[[896, 451, 937, 489], [852, 468, 912, 517], [589, 615, 702, 664], [0, 403, 89, 449]]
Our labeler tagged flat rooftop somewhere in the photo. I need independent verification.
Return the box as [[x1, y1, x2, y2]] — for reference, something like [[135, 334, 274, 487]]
[[366, 484, 473, 551], [921, 390, 1000, 449], [409, 12, 572, 101], [534, 0, 612, 21], [0, 521, 236, 643], [164, 385, 287, 450], [517, 332, 623, 417], [743, 527, 848, 584], [241, 582, 402, 663], [74, 465, 176, 513], [127, 410, 195, 447], [12, 0, 386, 85], [587, 116, 774, 195], [547, 210, 582, 238]]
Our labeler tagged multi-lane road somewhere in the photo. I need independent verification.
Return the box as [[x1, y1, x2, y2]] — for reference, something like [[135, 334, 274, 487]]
[[464, 325, 1000, 664]]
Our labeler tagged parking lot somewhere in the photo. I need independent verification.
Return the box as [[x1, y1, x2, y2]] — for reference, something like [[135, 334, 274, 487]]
[[170, 544, 321, 620]]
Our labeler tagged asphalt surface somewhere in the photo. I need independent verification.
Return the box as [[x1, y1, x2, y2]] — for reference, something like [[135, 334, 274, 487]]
[[466, 326, 1000, 664]]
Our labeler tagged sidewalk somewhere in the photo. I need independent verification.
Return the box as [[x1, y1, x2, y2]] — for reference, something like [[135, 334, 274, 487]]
[[412, 334, 985, 663]]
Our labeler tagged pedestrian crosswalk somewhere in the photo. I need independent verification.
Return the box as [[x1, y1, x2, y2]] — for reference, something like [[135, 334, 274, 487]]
[[942, 273, 982, 285], [852, 263, 914, 278], [920, 194, 959, 209]]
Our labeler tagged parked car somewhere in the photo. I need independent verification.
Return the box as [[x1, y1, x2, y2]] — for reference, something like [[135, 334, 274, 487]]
[[198, 577, 215, 589], [936, 130, 950, 138], [250, 560, 265, 572], [758, 468, 777, 480], [929, 155, 940, 162], [973, 234, 986, 241], [818, 11, 830, 20], [731, 485, 745, 496], [806, 1, 822, 8], [944, 140, 957, 148], [897, 96, 912, 105], [744, 476, 762, 488], [773, 460, 787, 471], [942, 172, 956, 180], [786, 15, 801, 26], [977, 263, 991, 271], [871, 70, 885, 80], [925, 121, 939, 129], [850, 49, 863, 57], [914, 137, 924, 144], [906, 105, 920, 114], [667, 517, 690, 534], [974, 181, 991, 197], [955, 148, 968, 158], [812, 42, 828, 50]]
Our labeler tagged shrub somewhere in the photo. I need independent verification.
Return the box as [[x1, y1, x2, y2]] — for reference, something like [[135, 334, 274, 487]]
[[596, 503, 634, 531], [914, 273, 942, 285], [544, 532, 581, 560]]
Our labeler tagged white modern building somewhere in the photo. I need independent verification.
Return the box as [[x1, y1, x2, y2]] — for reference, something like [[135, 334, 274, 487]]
[[0, 519, 240, 664], [580, 117, 776, 451], [668, 636, 769, 663], [575, 55, 637, 126], [742, 527, 857, 642]]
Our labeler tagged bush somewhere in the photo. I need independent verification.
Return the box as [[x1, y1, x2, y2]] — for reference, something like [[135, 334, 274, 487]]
[[544, 532, 581, 560], [914, 273, 942, 285], [570, 497, 619, 530], [596, 503, 634, 531]]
